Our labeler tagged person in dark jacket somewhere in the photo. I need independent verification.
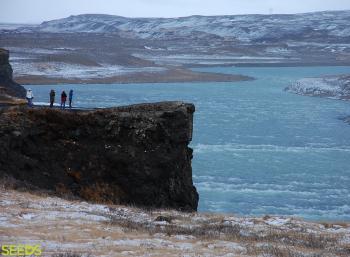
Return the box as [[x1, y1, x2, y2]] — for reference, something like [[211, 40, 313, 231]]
[[61, 91, 67, 109], [49, 89, 55, 108], [68, 89, 74, 109]]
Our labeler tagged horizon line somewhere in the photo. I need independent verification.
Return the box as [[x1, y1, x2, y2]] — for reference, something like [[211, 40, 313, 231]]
[[1, 9, 349, 24]]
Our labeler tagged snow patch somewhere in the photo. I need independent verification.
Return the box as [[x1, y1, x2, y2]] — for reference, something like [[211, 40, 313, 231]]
[[12, 62, 167, 79], [286, 76, 350, 100], [265, 217, 291, 226]]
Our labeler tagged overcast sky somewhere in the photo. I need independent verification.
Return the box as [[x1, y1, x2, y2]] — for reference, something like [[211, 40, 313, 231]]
[[2, 0, 350, 23]]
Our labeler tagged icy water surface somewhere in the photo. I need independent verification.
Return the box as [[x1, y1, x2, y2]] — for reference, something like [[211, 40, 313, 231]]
[[26, 66, 350, 221]]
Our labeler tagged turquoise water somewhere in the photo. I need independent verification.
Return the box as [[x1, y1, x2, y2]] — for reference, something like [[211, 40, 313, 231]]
[[25, 66, 350, 221]]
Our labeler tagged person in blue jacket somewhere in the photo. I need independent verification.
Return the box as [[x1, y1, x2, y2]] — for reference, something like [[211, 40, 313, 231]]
[[68, 89, 74, 109]]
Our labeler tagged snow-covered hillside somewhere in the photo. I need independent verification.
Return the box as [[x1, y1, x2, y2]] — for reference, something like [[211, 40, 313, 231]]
[[2, 11, 350, 82], [14, 11, 350, 43], [286, 75, 350, 100]]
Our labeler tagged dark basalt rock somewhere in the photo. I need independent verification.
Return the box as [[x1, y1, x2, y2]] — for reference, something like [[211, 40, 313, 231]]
[[0, 102, 199, 211], [0, 48, 26, 98]]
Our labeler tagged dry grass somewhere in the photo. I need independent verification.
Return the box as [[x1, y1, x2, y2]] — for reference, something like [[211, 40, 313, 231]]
[[105, 210, 345, 257], [248, 244, 350, 257], [247, 244, 326, 257], [0, 187, 349, 257], [320, 221, 350, 229], [51, 253, 86, 257], [107, 213, 241, 239], [0, 94, 26, 105], [0, 175, 80, 201]]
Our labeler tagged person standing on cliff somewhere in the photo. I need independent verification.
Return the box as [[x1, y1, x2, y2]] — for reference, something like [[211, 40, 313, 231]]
[[49, 89, 55, 108], [26, 89, 34, 107], [61, 90, 67, 109], [68, 89, 74, 109]]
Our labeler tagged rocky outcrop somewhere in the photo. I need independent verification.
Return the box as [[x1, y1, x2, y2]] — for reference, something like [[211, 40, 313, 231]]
[[0, 48, 26, 99], [0, 102, 199, 211], [285, 75, 350, 100]]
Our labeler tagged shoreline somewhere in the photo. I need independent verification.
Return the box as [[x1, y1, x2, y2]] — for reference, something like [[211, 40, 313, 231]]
[[14, 63, 350, 85], [14, 68, 253, 85], [187, 62, 350, 68]]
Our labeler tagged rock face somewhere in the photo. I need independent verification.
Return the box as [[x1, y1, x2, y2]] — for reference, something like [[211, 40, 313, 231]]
[[0, 48, 25, 99], [0, 102, 199, 211]]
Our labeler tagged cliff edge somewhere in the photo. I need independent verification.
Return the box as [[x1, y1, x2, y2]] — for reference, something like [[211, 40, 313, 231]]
[[0, 48, 26, 102], [0, 102, 199, 211]]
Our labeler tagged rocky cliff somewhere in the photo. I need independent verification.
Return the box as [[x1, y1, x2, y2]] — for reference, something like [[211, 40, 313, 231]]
[[0, 48, 26, 100], [0, 102, 199, 211]]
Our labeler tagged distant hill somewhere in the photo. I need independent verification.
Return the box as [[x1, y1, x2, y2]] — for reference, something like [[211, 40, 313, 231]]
[[1, 11, 350, 83], [11, 11, 350, 43]]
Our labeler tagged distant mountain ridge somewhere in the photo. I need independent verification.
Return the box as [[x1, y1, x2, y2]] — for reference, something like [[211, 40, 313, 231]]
[[2, 10, 350, 82], [12, 11, 350, 43]]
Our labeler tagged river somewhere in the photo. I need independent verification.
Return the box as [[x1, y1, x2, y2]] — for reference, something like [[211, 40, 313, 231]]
[[26, 66, 350, 221]]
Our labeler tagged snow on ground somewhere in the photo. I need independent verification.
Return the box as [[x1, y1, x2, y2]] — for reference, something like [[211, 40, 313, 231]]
[[11, 61, 167, 79], [3, 45, 169, 80], [0, 24, 37, 30], [286, 76, 350, 100], [134, 53, 296, 66], [0, 188, 349, 256], [19, 11, 350, 43], [265, 47, 295, 55], [5, 46, 65, 55]]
